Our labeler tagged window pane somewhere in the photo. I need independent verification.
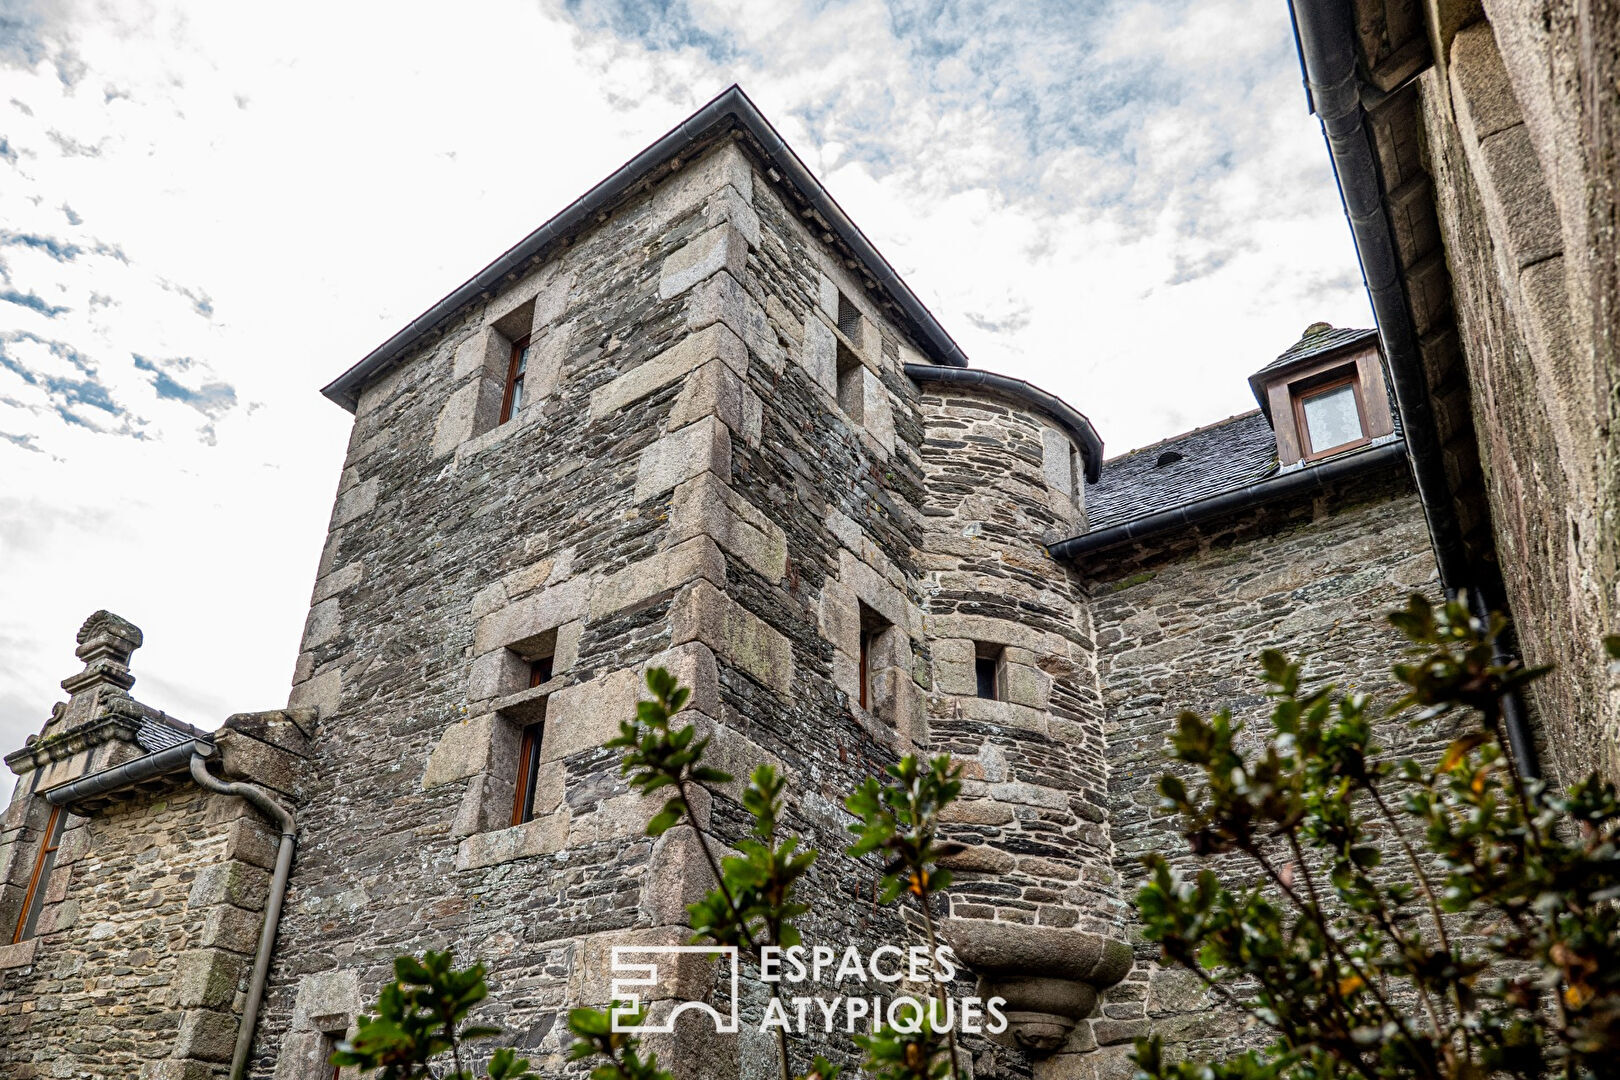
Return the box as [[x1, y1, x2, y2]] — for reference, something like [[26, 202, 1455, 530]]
[[508, 375, 524, 415], [1302, 384, 1361, 452], [515, 343, 529, 376]]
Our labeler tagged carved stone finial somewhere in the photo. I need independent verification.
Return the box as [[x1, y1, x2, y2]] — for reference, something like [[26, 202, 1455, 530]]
[[60, 609, 143, 699], [75, 609, 143, 653]]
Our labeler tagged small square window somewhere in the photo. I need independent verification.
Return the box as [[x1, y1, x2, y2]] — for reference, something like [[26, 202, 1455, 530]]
[[1292, 374, 1366, 457], [836, 291, 862, 342], [498, 335, 531, 425], [837, 342, 865, 423]]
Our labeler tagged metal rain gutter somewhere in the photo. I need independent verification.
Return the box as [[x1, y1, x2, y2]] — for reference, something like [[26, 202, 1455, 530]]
[[1048, 440, 1406, 560], [1286, 0, 1538, 780], [322, 84, 969, 412], [44, 739, 214, 806], [906, 363, 1104, 483]]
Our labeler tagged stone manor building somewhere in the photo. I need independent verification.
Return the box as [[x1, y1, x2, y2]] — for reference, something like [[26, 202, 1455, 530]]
[[0, 48, 1608, 1080]]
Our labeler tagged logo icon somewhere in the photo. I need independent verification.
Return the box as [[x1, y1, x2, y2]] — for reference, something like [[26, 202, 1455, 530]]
[[609, 945, 740, 1033]]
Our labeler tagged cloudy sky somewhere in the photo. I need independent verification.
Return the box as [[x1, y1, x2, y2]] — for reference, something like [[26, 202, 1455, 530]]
[[0, 0, 1371, 789]]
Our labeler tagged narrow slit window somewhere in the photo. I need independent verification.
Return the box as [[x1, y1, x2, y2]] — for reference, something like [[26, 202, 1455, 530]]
[[319, 1032, 344, 1080], [974, 643, 1005, 701], [12, 805, 64, 943], [836, 342, 865, 423], [858, 625, 871, 709], [857, 602, 890, 711], [511, 720, 545, 826], [499, 334, 531, 425], [1293, 375, 1366, 457]]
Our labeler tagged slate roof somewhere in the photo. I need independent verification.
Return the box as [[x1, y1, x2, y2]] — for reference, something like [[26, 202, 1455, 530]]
[[1250, 325, 1378, 380], [1084, 410, 1280, 530], [136, 718, 192, 753]]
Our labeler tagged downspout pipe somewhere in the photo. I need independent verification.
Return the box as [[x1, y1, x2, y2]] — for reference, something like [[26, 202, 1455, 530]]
[[189, 752, 296, 1080], [1288, 0, 1539, 779], [1289, 0, 1473, 591]]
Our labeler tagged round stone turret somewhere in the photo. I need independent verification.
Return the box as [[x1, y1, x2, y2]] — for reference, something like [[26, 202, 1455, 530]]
[[910, 372, 1130, 1054]]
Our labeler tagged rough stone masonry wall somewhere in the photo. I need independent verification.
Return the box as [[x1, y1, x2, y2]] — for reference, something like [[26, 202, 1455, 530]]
[[703, 150, 961, 1078], [0, 785, 280, 1080], [1418, 8, 1620, 784], [265, 133, 1071, 1080], [1084, 471, 1442, 1074]]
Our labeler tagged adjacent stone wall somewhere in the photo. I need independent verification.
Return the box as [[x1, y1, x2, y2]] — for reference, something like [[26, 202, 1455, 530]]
[[1416, 9, 1620, 784], [1080, 467, 1441, 1073], [0, 784, 278, 1080]]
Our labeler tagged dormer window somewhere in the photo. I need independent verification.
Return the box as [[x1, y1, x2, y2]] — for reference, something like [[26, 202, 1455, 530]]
[[1293, 373, 1368, 458], [1249, 325, 1393, 469]]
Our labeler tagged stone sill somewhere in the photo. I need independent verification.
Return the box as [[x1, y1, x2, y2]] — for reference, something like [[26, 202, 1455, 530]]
[[491, 677, 565, 723], [455, 811, 568, 872], [454, 400, 549, 465], [0, 936, 39, 970]]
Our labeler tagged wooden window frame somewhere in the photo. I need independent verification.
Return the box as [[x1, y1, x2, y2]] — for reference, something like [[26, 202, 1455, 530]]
[[507, 653, 555, 827], [511, 721, 545, 827], [530, 656, 553, 688], [12, 805, 64, 944], [1291, 372, 1369, 461], [497, 334, 531, 426]]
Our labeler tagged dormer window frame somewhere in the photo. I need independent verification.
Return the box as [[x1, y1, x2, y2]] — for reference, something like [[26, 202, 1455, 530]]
[[1254, 335, 1394, 469], [1290, 366, 1370, 461]]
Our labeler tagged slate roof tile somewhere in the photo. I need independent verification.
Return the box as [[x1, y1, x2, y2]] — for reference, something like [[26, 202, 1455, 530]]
[[1085, 410, 1280, 530], [1251, 325, 1378, 379]]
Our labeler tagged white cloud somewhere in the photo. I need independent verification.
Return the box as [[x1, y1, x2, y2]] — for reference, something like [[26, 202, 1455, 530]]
[[0, 0, 1371, 797]]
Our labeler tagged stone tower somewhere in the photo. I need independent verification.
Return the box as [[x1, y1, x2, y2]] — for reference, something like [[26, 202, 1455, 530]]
[[266, 86, 1126, 1078]]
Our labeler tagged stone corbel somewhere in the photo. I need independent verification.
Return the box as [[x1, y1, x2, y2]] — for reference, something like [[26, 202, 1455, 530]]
[[942, 919, 1132, 1055]]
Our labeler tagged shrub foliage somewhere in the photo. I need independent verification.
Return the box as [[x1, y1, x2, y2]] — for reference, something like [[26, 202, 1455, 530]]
[[1133, 596, 1620, 1080]]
